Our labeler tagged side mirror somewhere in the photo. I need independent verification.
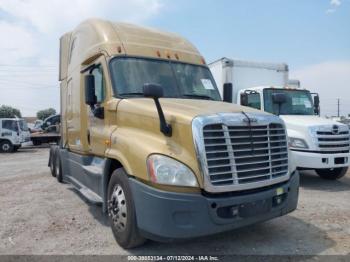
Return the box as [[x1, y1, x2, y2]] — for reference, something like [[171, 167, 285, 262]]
[[84, 74, 96, 106], [143, 83, 164, 99], [314, 95, 320, 115], [223, 83, 233, 103], [241, 93, 248, 106], [143, 83, 172, 137], [272, 93, 287, 104]]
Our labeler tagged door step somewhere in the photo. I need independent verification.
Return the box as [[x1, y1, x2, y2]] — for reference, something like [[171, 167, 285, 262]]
[[66, 175, 103, 205]]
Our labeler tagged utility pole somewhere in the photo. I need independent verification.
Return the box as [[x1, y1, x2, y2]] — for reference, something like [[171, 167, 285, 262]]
[[337, 98, 340, 117]]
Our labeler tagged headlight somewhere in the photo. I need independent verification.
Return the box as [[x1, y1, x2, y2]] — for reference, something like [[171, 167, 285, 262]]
[[147, 155, 198, 187], [288, 137, 308, 149]]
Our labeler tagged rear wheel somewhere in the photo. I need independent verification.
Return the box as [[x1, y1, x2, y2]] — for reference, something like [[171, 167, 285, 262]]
[[107, 168, 145, 249], [0, 140, 14, 153], [49, 147, 56, 177], [32, 139, 41, 146], [55, 148, 63, 183], [316, 167, 348, 180]]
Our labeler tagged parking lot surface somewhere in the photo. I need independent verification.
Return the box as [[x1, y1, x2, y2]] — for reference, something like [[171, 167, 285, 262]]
[[0, 147, 350, 255]]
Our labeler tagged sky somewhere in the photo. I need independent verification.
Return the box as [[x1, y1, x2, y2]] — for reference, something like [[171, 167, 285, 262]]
[[0, 0, 349, 117]]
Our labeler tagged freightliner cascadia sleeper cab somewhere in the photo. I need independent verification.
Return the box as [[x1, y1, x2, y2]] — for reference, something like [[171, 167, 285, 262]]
[[49, 19, 299, 248]]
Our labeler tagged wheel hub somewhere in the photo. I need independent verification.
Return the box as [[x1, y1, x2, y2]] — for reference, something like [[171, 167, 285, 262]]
[[2, 144, 10, 151], [108, 184, 127, 232]]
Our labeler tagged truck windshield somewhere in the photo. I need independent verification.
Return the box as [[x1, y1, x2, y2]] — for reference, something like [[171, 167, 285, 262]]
[[264, 89, 314, 115], [18, 120, 29, 131], [110, 57, 221, 101]]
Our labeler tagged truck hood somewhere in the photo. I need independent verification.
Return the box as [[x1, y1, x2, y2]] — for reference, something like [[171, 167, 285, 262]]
[[279, 115, 349, 152], [279, 115, 346, 128], [113, 98, 282, 188], [117, 98, 266, 125]]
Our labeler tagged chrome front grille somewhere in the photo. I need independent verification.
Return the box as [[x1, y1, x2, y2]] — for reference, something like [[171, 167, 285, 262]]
[[203, 123, 288, 186], [316, 130, 350, 153], [192, 113, 290, 193]]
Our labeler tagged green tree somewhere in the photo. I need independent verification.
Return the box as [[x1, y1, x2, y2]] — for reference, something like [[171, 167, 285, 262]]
[[36, 108, 56, 120], [0, 105, 22, 118]]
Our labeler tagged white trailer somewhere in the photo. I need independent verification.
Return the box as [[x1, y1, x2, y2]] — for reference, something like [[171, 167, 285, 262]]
[[0, 118, 31, 152], [209, 57, 350, 180]]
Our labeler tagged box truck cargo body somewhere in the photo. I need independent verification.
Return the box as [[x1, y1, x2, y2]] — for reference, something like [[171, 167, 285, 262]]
[[209, 57, 350, 180], [49, 20, 299, 248]]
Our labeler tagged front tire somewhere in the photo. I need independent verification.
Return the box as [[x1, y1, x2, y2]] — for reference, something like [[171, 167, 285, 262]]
[[0, 140, 14, 153], [107, 168, 145, 249], [316, 167, 348, 180]]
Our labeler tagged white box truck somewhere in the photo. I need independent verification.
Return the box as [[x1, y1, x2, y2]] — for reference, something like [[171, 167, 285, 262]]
[[209, 57, 350, 180], [0, 118, 31, 152]]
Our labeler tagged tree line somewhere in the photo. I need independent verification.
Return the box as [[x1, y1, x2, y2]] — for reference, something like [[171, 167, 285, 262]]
[[0, 105, 57, 120]]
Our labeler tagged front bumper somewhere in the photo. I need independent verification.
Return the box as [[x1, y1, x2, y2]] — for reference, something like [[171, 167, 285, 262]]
[[291, 150, 350, 169], [129, 171, 299, 241]]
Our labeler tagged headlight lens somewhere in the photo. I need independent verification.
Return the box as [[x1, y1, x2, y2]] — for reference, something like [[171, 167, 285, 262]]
[[288, 137, 308, 149], [147, 155, 198, 187]]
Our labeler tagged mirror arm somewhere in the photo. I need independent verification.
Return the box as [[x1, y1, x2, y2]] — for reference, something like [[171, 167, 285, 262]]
[[153, 98, 172, 137]]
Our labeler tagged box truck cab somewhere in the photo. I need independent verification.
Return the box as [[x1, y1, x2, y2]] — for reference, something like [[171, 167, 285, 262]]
[[0, 118, 30, 152], [49, 19, 299, 248], [209, 58, 350, 180]]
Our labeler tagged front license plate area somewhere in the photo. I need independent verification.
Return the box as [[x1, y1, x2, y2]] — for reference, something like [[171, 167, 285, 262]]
[[238, 199, 271, 218]]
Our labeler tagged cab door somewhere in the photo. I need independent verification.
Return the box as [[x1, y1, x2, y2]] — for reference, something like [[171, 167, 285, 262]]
[[85, 59, 108, 156]]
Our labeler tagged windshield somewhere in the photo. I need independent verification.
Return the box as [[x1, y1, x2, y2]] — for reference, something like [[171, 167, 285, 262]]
[[110, 57, 221, 101], [264, 89, 314, 115], [18, 120, 29, 131]]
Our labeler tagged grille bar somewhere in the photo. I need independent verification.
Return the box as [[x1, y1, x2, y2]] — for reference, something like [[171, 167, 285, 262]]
[[317, 141, 349, 145]]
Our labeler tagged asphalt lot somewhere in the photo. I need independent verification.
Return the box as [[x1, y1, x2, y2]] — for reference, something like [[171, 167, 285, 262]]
[[0, 147, 350, 256]]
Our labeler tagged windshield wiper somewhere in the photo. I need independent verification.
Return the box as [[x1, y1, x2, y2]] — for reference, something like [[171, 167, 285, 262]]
[[182, 94, 213, 100], [292, 112, 309, 115], [119, 92, 144, 97]]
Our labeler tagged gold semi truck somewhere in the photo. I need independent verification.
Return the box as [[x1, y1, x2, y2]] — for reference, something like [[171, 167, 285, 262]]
[[49, 19, 299, 248]]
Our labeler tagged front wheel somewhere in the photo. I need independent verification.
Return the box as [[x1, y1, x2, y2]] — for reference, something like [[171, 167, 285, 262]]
[[316, 167, 348, 180], [107, 168, 145, 249], [0, 140, 14, 153]]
